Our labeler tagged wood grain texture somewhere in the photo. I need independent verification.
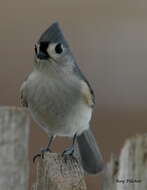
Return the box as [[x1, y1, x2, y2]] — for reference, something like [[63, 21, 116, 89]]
[[32, 152, 87, 190], [102, 134, 147, 190], [0, 106, 30, 190]]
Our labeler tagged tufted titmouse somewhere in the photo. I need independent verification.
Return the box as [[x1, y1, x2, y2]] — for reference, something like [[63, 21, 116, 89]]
[[20, 22, 104, 174]]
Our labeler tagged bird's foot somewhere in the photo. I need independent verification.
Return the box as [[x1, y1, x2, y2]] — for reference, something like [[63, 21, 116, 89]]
[[33, 147, 51, 163], [62, 147, 78, 164], [62, 146, 74, 156]]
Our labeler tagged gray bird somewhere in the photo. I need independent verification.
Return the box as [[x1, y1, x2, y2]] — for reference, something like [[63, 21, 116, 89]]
[[20, 22, 104, 174]]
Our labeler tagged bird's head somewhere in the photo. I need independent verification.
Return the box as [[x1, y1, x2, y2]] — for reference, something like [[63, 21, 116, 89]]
[[34, 22, 74, 67]]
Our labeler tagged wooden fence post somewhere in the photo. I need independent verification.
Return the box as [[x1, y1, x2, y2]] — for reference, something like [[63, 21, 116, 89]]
[[0, 106, 30, 190], [1, 106, 147, 190], [102, 134, 147, 190], [32, 152, 87, 190]]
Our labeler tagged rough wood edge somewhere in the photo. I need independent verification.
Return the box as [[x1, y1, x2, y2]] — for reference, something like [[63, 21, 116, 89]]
[[0, 106, 30, 190], [101, 134, 147, 190]]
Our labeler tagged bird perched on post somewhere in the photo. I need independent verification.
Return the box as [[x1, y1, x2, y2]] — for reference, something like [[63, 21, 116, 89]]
[[20, 22, 104, 174]]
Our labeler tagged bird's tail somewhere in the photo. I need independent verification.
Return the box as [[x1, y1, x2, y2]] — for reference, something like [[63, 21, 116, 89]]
[[77, 129, 104, 174]]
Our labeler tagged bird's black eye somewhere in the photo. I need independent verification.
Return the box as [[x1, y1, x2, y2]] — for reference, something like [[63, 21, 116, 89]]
[[55, 43, 63, 54]]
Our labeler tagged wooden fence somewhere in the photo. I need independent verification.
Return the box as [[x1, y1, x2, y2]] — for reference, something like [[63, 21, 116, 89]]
[[0, 106, 146, 190]]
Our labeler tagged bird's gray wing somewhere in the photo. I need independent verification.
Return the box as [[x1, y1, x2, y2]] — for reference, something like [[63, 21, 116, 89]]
[[19, 76, 29, 108], [74, 63, 95, 107], [20, 85, 28, 107]]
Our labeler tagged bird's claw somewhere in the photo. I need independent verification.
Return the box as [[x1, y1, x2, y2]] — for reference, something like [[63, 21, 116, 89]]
[[33, 147, 51, 163], [62, 147, 78, 164]]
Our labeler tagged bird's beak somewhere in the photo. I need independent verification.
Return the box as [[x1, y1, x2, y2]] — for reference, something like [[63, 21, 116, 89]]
[[35, 43, 49, 60], [37, 51, 49, 60]]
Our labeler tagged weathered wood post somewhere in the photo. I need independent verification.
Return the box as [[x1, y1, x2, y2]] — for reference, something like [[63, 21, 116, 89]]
[[102, 134, 147, 190], [32, 152, 87, 190], [0, 106, 30, 190]]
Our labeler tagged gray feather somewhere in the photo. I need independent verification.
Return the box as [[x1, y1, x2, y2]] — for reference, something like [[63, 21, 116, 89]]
[[38, 22, 69, 49], [77, 129, 104, 174]]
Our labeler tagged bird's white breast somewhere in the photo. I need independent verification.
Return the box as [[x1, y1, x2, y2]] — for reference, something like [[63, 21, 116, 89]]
[[25, 70, 92, 136]]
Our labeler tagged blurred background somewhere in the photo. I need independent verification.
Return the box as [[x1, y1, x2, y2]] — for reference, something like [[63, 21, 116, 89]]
[[0, 0, 147, 189]]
